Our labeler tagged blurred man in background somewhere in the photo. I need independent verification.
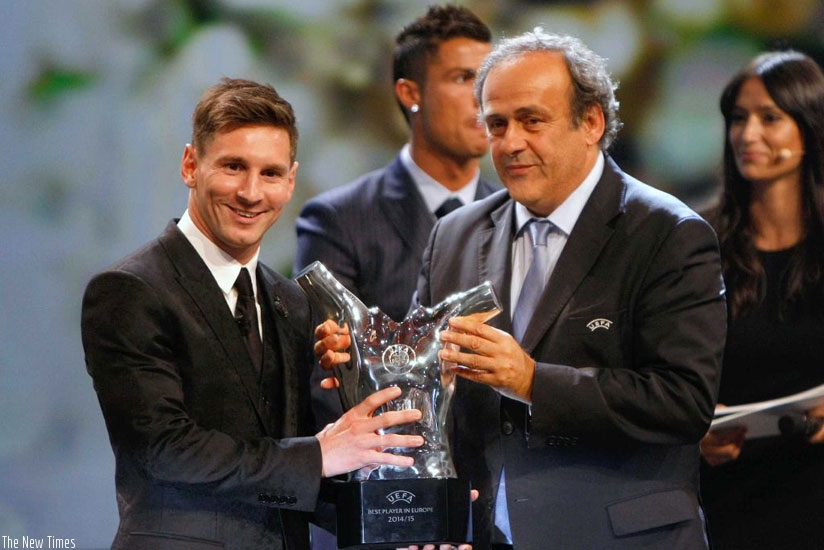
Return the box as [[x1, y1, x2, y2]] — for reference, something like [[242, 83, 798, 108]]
[[294, 7, 497, 547], [294, 4, 497, 322]]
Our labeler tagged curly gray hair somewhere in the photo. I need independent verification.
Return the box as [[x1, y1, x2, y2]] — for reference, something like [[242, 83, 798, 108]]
[[475, 28, 622, 150]]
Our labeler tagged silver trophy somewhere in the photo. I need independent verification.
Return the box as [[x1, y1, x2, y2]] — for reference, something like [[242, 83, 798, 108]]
[[295, 261, 501, 549]]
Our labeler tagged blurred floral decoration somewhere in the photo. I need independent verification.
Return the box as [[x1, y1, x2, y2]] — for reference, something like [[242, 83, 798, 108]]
[[145, 0, 819, 246], [1, 0, 822, 543], [20, 0, 823, 271]]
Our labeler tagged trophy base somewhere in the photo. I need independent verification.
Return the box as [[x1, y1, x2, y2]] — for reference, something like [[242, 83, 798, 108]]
[[335, 477, 471, 549]]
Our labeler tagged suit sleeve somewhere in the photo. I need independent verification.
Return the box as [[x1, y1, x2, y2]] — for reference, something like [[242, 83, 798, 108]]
[[81, 269, 322, 510], [294, 197, 359, 294], [529, 217, 727, 446]]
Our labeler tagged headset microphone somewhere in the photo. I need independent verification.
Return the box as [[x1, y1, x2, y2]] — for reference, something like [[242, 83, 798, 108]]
[[776, 148, 803, 160]]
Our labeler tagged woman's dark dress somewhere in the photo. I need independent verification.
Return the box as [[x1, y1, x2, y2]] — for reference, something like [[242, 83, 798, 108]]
[[701, 247, 824, 549]]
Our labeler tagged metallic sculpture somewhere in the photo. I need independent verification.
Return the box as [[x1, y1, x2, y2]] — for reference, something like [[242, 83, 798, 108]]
[[295, 261, 501, 548]]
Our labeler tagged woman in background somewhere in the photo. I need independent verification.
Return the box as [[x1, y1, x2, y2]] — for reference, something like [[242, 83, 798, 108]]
[[700, 50, 824, 549]]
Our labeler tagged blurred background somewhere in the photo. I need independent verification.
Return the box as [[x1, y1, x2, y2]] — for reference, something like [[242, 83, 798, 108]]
[[1, 0, 822, 547]]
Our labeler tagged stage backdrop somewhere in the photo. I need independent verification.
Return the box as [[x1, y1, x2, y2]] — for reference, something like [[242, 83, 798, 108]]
[[1, 0, 821, 547]]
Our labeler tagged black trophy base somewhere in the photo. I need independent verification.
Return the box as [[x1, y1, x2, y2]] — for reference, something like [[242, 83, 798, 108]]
[[335, 477, 471, 549]]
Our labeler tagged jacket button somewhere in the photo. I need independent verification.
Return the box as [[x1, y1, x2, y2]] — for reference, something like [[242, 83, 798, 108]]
[[501, 420, 514, 435]]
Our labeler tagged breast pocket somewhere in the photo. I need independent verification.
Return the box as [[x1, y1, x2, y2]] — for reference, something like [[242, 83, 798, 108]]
[[565, 309, 626, 368]]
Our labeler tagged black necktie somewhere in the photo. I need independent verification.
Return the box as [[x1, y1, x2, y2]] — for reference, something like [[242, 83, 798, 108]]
[[435, 197, 464, 219], [234, 267, 262, 372]]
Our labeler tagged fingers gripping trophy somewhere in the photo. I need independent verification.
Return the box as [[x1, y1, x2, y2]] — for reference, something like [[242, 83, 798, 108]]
[[295, 262, 501, 549]]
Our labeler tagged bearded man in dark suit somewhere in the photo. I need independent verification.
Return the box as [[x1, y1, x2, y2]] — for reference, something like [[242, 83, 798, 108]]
[[81, 78, 423, 550]]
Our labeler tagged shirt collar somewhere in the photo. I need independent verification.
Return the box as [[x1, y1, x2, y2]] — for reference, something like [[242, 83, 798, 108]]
[[514, 152, 604, 237], [399, 143, 480, 214], [177, 209, 260, 296]]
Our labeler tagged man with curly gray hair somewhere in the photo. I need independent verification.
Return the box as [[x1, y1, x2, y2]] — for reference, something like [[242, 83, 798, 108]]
[[413, 28, 726, 548], [474, 28, 623, 151]]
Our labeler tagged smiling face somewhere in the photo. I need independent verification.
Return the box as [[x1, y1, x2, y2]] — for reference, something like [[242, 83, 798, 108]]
[[181, 124, 297, 264], [729, 76, 805, 186], [481, 51, 604, 216], [415, 37, 492, 161]]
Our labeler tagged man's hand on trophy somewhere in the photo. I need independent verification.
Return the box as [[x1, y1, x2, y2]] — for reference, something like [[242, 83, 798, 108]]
[[315, 386, 423, 477], [439, 316, 536, 404], [314, 319, 351, 388]]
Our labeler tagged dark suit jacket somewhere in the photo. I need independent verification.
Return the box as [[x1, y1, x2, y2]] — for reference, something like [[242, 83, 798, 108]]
[[81, 221, 321, 550], [293, 153, 499, 322], [416, 157, 726, 549]]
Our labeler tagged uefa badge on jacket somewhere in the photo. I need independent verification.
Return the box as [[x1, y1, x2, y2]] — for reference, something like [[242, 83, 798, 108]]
[[295, 261, 501, 549]]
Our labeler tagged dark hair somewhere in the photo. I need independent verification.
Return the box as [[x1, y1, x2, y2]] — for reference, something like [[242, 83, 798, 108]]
[[191, 77, 298, 162], [714, 50, 824, 319], [392, 5, 491, 121], [474, 28, 622, 151]]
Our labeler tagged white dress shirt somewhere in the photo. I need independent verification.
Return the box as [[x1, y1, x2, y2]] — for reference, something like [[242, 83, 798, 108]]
[[177, 210, 262, 338], [509, 152, 605, 314], [400, 143, 480, 215]]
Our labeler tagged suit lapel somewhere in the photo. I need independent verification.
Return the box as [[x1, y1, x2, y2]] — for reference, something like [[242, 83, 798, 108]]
[[158, 222, 269, 427], [480, 199, 517, 334], [257, 267, 297, 435], [383, 161, 496, 261], [520, 159, 624, 351], [380, 156, 435, 256]]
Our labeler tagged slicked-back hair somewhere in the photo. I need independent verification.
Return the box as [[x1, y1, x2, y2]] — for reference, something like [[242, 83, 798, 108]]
[[392, 4, 491, 120], [714, 50, 824, 319], [191, 77, 298, 162], [474, 28, 622, 151]]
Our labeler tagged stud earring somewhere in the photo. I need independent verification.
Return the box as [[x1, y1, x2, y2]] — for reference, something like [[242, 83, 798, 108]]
[[410, 104, 419, 114]]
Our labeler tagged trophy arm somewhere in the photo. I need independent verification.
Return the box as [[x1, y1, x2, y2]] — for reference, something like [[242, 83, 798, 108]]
[[295, 261, 374, 411], [294, 261, 372, 326], [428, 280, 502, 322], [334, 361, 361, 411]]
